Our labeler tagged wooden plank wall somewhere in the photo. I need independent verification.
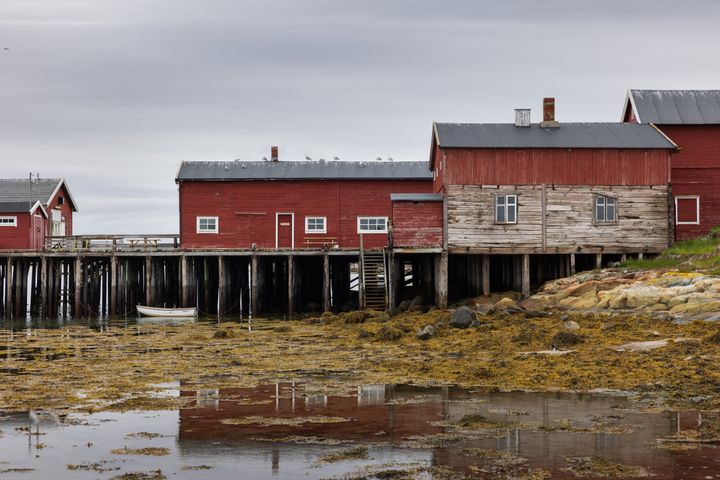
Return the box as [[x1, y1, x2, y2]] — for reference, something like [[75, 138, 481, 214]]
[[447, 184, 670, 253]]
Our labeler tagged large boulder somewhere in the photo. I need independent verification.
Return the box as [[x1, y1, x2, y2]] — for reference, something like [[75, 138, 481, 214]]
[[669, 301, 720, 315], [494, 297, 523, 313], [518, 296, 549, 312], [449, 306, 476, 329]]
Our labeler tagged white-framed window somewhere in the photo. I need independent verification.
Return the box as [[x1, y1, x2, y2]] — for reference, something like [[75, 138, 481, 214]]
[[0, 216, 17, 227], [196, 216, 219, 233], [594, 195, 618, 223], [495, 195, 517, 224], [357, 216, 388, 233], [305, 216, 327, 234], [675, 195, 700, 225]]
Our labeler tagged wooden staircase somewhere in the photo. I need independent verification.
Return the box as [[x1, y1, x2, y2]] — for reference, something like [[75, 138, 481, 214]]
[[361, 250, 388, 311]]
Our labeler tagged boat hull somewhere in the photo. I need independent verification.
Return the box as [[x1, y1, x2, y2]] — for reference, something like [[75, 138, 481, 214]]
[[137, 305, 198, 317]]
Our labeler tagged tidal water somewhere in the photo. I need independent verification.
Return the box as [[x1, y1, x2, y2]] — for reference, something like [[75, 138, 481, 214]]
[[0, 383, 719, 479]]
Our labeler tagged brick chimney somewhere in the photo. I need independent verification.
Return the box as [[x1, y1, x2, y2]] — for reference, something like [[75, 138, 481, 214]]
[[540, 97, 559, 128], [271, 146, 279, 162]]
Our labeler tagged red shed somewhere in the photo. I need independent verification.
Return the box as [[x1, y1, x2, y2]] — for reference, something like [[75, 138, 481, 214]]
[[623, 89, 720, 240], [0, 201, 47, 250], [0, 177, 78, 237], [175, 157, 433, 250]]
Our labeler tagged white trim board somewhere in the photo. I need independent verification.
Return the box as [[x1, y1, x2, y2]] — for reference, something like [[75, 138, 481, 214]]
[[675, 195, 700, 225]]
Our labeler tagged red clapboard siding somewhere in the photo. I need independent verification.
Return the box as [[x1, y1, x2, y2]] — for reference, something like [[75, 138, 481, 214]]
[[655, 126, 720, 240], [179, 179, 432, 249], [442, 148, 671, 186], [672, 167, 720, 240], [0, 213, 32, 250], [392, 201, 443, 248], [46, 184, 74, 235]]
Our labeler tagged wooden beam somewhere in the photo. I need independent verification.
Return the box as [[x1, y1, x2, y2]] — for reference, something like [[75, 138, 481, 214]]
[[322, 253, 331, 312], [435, 251, 448, 308], [287, 255, 295, 318], [482, 254, 490, 296], [521, 254, 530, 298], [570, 253, 576, 275], [595, 253, 603, 270], [251, 254, 259, 316]]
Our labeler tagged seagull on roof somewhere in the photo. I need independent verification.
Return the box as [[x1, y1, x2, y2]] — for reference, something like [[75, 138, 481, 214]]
[[333, 156, 340, 161], [305, 156, 312, 161], [376, 157, 382, 161]]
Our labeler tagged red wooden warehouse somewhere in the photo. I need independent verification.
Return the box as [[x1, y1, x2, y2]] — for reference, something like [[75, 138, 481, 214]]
[[421, 98, 676, 303], [623, 89, 720, 240]]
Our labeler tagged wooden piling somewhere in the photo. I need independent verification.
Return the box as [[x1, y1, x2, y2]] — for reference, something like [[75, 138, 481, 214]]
[[110, 256, 117, 315], [287, 255, 295, 318], [595, 253, 603, 270], [570, 253, 576, 275], [322, 253, 331, 313], [218, 256, 226, 315], [180, 255, 189, 307], [482, 254, 490, 296], [521, 253, 530, 298], [251, 254, 259, 316], [5, 258, 12, 318], [39, 257, 47, 318], [145, 256, 152, 306], [74, 256, 82, 317], [387, 252, 398, 311], [435, 251, 448, 309]]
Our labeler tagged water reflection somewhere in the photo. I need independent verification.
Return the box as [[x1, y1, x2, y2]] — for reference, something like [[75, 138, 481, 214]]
[[0, 385, 718, 479]]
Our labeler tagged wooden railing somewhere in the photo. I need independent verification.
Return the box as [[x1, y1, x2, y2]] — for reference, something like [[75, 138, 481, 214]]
[[45, 234, 180, 252]]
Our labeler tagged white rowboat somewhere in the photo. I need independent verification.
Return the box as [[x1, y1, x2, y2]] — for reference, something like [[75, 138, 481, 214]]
[[137, 305, 198, 317]]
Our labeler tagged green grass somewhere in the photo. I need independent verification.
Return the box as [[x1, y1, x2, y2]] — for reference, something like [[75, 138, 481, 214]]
[[666, 236, 720, 256], [617, 228, 720, 272]]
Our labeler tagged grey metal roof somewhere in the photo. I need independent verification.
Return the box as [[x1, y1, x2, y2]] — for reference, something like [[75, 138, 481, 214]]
[[390, 193, 443, 202], [434, 122, 676, 149], [0, 178, 77, 211], [0, 201, 35, 213], [176, 160, 433, 181], [628, 89, 720, 125]]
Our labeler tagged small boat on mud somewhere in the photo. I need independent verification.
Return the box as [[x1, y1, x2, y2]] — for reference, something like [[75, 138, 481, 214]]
[[136, 305, 198, 318]]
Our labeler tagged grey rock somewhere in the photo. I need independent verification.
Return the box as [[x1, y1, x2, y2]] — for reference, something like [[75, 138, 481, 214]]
[[563, 320, 581, 330], [416, 324, 437, 340], [450, 306, 475, 329]]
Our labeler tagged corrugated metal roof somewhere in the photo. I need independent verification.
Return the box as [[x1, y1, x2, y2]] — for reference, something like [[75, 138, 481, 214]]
[[390, 193, 443, 202], [629, 89, 720, 125], [434, 122, 676, 149], [176, 160, 433, 181]]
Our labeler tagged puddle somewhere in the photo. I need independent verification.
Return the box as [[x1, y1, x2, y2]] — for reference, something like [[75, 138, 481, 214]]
[[0, 384, 718, 479]]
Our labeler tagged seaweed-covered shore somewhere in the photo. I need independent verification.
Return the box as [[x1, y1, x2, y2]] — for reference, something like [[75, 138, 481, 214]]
[[2, 304, 720, 413]]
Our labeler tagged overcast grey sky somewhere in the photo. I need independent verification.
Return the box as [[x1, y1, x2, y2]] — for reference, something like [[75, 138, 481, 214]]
[[1, 0, 719, 234]]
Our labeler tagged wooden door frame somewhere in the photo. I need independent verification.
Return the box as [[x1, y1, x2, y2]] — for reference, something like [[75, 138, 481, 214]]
[[275, 212, 295, 250]]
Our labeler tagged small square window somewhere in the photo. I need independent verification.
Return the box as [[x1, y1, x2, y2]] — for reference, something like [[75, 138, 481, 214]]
[[196, 216, 218, 233], [57, 197, 65, 205], [495, 195, 517, 224], [594, 195, 617, 223], [357, 217, 388, 233], [305, 216, 327, 234]]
